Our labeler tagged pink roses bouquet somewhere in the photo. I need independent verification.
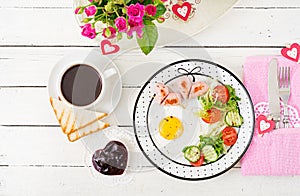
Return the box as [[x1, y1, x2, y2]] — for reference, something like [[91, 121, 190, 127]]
[[75, 0, 167, 55]]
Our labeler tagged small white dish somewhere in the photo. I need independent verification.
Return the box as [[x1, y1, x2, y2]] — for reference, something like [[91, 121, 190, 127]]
[[48, 48, 122, 114]]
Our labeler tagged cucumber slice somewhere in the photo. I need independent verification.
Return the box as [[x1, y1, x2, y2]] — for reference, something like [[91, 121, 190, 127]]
[[225, 109, 244, 127], [202, 145, 218, 163], [183, 146, 201, 163]]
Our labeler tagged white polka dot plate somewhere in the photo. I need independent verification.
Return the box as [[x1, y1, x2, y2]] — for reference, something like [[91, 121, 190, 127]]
[[133, 59, 254, 180]]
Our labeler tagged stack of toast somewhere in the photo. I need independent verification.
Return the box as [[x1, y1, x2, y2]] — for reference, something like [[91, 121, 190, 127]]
[[50, 97, 110, 142]]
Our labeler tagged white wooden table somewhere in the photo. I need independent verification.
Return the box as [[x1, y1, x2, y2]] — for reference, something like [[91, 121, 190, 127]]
[[1, 0, 300, 195]]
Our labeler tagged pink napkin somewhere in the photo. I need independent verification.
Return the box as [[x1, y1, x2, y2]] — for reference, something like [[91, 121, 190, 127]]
[[241, 55, 300, 175]]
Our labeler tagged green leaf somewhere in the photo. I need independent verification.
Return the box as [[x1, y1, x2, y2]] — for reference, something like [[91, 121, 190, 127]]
[[224, 85, 241, 110], [199, 135, 214, 146], [144, 0, 153, 5], [136, 20, 158, 55], [199, 90, 213, 111], [213, 135, 225, 156], [154, 3, 166, 17], [182, 146, 190, 153]]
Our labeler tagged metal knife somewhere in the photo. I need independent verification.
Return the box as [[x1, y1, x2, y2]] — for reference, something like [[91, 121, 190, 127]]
[[268, 58, 281, 128]]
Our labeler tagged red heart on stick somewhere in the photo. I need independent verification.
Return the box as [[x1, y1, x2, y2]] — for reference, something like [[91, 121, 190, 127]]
[[257, 115, 275, 135], [100, 40, 120, 55], [172, 2, 192, 21], [281, 43, 300, 62]]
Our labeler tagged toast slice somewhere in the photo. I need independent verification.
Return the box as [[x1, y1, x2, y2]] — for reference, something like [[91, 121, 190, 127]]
[[67, 120, 110, 142], [50, 97, 108, 134]]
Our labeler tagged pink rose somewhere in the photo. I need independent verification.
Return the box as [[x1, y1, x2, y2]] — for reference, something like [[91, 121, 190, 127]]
[[74, 7, 82, 14], [115, 17, 127, 32], [85, 5, 97, 17], [127, 26, 143, 38], [89, 0, 93, 2], [128, 17, 143, 28], [127, 17, 144, 38], [145, 5, 156, 16], [127, 3, 145, 37], [81, 24, 96, 39], [127, 3, 145, 18], [102, 27, 116, 39]]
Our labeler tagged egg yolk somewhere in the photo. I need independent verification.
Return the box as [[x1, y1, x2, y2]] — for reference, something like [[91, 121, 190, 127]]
[[159, 116, 184, 140]]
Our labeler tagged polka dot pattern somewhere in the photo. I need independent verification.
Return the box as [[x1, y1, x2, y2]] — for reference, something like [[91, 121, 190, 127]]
[[133, 60, 254, 180]]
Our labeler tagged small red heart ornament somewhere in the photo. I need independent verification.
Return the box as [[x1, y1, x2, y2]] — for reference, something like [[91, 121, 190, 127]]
[[100, 40, 120, 55], [172, 2, 192, 21], [257, 115, 275, 135], [281, 43, 300, 62]]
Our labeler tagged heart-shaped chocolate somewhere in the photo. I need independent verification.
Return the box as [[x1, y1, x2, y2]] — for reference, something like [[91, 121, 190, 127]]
[[257, 115, 275, 135], [92, 141, 128, 176], [281, 43, 300, 62]]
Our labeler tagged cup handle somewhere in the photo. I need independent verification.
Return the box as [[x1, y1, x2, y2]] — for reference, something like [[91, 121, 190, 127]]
[[103, 68, 117, 79]]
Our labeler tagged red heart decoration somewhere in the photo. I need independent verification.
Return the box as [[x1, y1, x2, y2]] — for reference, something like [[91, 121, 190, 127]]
[[172, 2, 192, 21], [281, 43, 300, 62], [257, 115, 275, 135], [100, 40, 120, 55]]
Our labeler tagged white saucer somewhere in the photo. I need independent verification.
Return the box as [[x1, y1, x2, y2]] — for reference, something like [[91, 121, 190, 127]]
[[48, 48, 122, 114]]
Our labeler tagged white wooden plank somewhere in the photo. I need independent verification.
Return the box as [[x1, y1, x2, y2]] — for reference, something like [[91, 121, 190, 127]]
[[1, 167, 300, 196], [0, 126, 152, 167], [0, 9, 299, 46], [0, 0, 72, 8], [0, 88, 138, 125], [0, 126, 86, 166], [0, 48, 65, 86], [236, 0, 300, 7], [0, 47, 281, 86], [2, 0, 299, 9], [0, 87, 166, 127], [0, 88, 148, 126], [0, 126, 240, 168], [193, 8, 300, 46], [0, 88, 54, 125], [0, 8, 89, 46], [0, 47, 189, 86]]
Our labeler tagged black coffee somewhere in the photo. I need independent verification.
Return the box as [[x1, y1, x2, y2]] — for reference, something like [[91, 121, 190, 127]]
[[61, 64, 102, 106]]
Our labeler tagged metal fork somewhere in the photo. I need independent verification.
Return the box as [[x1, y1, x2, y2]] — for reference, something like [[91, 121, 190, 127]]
[[278, 66, 291, 128]]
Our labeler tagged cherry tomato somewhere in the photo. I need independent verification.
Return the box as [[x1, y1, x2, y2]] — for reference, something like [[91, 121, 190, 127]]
[[201, 108, 221, 124], [212, 85, 230, 104], [190, 154, 204, 167], [222, 127, 238, 146]]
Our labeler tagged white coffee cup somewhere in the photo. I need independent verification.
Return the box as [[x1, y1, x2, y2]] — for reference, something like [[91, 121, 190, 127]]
[[58, 62, 117, 109]]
